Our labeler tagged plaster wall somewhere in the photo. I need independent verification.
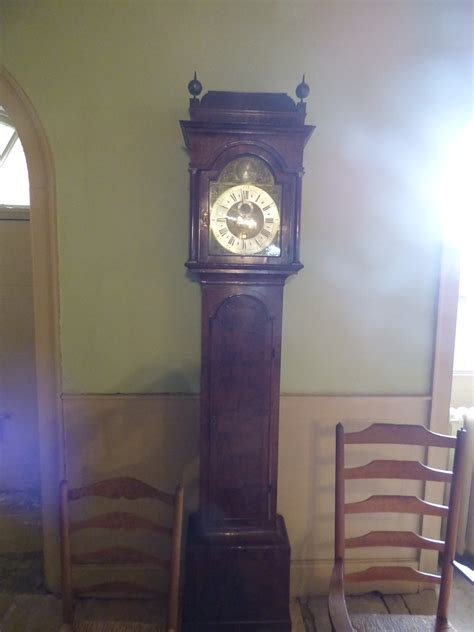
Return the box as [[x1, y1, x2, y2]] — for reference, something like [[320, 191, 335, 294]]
[[2, 0, 471, 396]]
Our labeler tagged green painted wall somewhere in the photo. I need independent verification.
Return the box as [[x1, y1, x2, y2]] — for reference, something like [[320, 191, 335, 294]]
[[1, 0, 472, 395]]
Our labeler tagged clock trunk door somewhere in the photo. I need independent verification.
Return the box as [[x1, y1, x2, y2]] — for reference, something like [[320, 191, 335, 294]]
[[207, 293, 275, 530]]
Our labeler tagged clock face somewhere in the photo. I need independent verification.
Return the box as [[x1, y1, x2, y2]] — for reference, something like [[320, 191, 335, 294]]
[[209, 184, 280, 256]]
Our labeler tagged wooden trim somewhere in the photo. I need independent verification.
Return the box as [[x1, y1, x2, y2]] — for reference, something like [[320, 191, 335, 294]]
[[59, 480, 73, 623], [345, 566, 441, 585], [1, 66, 62, 591], [344, 423, 456, 448], [422, 243, 461, 573], [345, 460, 452, 482], [345, 495, 448, 517], [334, 423, 345, 560], [0, 206, 30, 220], [61, 392, 201, 402], [345, 530, 444, 551], [428, 242, 460, 437], [62, 392, 429, 406], [168, 486, 184, 632]]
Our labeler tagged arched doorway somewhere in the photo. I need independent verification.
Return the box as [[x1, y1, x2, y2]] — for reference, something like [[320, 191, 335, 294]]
[[0, 104, 43, 590], [0, 67, 62, 591]]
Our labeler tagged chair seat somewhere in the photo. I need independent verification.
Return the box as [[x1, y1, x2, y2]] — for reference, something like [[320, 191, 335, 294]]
[[350, 614, 456, 632], [73, 622, 162, 632]]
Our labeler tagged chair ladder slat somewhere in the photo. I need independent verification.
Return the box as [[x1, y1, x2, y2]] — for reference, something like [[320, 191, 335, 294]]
[[70, 511, 172, 534], [71, 545, 169, 567], [345, 565, 441, 585], [344, 423, 456, 448], [345, 460, 452, 482], [74, 580, 165, 597], [345, 494, 449, 516], [345, 530, 444, 550], [68, 477, 175, 504]]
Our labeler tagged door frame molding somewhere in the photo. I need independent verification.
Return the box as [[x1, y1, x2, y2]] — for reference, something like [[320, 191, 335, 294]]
[[1, 66, 63, 591], [421, 242, 461, 572]]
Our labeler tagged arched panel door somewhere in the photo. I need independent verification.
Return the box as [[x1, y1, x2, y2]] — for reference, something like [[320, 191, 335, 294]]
[[208, 294, 274, 529]]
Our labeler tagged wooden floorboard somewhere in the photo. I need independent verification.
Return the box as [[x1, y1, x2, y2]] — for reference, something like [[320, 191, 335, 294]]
[[305, 595, 330, 631], [402, 590, 438, 615], [382, 593, 410, 614], [291, 598, 307, 632], [301, 595, 323, 632], [346, 592, 389, 614]]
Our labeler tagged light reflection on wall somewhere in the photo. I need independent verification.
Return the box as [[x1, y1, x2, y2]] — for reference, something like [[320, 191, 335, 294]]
[[436, 119, 474, 253], [436, 119, 474, 374]]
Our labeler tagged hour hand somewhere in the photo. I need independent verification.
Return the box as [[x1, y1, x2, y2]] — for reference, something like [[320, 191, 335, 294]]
[[226, 211, 238, 225]]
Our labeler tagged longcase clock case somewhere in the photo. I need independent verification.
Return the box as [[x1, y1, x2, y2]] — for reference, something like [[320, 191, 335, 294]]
[[181, 83, 314, 631]]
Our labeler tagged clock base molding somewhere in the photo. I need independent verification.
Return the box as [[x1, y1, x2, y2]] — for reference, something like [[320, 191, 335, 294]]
[[182, 512, 291, 631]]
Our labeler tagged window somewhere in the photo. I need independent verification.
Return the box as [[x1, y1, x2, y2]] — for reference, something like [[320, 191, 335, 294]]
[[0, 106, 30, 208], [453, 251, 474, 374], [438, 118, 474, 375]]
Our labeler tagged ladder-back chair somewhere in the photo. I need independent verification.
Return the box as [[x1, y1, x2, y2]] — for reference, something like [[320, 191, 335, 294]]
[[60, 477, 184, 632], [328, 422, 467, 632]]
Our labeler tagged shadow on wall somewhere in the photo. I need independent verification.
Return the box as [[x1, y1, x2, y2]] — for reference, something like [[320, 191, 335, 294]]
[[62, 369, 200, 516], [116, 369, 201, 397]]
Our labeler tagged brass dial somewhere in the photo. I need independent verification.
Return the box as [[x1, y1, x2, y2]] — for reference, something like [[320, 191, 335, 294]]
[[210, 184, 280, 255]]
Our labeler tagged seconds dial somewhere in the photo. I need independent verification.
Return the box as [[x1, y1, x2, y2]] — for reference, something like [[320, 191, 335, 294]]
[[210, 184, 280, 255]]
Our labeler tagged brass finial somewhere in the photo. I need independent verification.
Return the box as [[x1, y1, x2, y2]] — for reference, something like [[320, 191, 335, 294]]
[[188, 72, 203, 100], [296, 74, 310, 102]]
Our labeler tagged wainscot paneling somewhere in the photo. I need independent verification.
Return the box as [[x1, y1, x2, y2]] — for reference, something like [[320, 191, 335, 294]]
[[62, 393, 431, 595]]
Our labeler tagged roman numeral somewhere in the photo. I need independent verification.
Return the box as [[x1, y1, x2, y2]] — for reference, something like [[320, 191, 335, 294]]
[[261, 228, 271, 238], [230, 192, 238, 202], [219, 227, 228, 236], [262, 204, 273, 211], [228, 236, 235, 246], [242, 189, 249, 200], [265, 218, 274, 223]]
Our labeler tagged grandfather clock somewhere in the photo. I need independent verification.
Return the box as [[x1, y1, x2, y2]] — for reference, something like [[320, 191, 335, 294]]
[[181, 76, 314, 630]]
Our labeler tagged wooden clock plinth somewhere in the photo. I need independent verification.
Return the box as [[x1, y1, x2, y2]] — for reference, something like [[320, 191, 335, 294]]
[[180, 81, 314, 630], [183, 514, 291, 630]]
